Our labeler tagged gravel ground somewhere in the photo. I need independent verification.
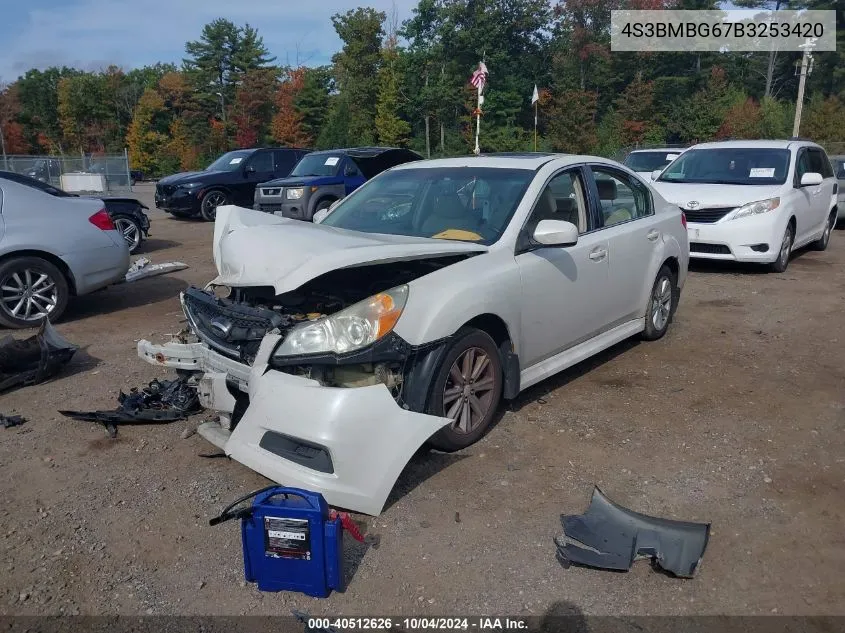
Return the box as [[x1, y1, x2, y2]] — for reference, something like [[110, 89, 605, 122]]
[[1, 183, 843, 617]]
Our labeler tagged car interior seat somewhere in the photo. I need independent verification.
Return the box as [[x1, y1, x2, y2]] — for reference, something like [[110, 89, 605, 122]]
[[597, 178, 632, 226], [420, 186, 478, 235]]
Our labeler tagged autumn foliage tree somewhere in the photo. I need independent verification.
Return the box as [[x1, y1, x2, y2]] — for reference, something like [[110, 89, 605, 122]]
[[233, 68, 278, 147], [271, 68, 311, 147], [549, 90, 597, 153], [716, 98, 762, 139], [616, 73, 654, 146]]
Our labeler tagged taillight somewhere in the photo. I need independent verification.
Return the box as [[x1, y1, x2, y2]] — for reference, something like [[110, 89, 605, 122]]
[[681, 212, 687, 229], [88, 208, 114, 231]]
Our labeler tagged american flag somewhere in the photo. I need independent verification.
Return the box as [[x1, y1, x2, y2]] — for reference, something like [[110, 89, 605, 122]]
[[469, 62, 488, 91]]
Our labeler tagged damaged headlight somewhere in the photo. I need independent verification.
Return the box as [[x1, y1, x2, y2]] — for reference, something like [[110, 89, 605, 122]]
[[273, 285, 408, 357]]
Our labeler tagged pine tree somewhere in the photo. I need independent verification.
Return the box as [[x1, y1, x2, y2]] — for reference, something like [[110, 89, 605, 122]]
[[375, 48, 411, 147]]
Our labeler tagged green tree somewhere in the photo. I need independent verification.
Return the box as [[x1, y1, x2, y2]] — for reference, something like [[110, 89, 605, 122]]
[[802, 95, 845, 142], [16, 67, 81, 152], [331, 8, 385, 145], [549, 90, 597, 153], [126, 88, 171, 176], [294, 67, 332, 144], [375, 47, 411, 146]]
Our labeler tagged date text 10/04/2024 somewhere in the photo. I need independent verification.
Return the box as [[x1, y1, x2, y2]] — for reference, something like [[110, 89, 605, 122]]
[[306, 617, 529, 630]]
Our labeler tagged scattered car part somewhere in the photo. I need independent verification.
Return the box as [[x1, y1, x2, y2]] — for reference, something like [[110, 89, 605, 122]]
[[1, 414, 26, 428], [0, 319, 78, 393], [555, 486, 710, 578], [124, 257, 189, 283], [59, 375, 200, 437]]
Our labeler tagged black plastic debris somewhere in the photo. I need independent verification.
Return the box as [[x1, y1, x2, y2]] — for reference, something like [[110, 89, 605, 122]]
[[1, 414, 26, 429], [0, 320, 77, 393], [59, 375, 201, 437], [555, 486, 710, 578]]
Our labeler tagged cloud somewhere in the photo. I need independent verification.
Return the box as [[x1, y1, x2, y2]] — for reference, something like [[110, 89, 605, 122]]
[[0, 0, 418, 82]]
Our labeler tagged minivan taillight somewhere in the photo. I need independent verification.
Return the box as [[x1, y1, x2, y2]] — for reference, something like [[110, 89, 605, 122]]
[[88, 208, 114, 231], [681, 212, 687, 229]]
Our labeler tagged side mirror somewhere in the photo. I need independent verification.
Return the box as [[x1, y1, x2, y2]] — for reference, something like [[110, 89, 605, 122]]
[[651, 169, 663, 181], [313, 208, 330, 224], [800, 172, 823, 187], [533, 219, 579, 247], [245, 165, 256, 174]]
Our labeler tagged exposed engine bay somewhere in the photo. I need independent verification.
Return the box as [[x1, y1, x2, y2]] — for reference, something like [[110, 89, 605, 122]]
[[182, 254, 472, 397]]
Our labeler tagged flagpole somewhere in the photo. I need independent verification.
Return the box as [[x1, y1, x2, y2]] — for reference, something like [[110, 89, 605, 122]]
[[534, 100, 538, 152], [474, 87, 482, 155]]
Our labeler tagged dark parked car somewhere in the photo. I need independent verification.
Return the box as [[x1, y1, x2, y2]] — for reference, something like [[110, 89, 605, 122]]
[[253, 147, 422, 221], [155, 147, 309, 221], [0, 171, 150, 253]]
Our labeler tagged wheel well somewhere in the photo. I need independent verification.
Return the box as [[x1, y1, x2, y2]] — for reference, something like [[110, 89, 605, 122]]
[[0, 250, 77, 295], [662, 256, 679, 281], [202, 187, 231, 200], [462, 313, 511, 347], [788, 215, 797, 231], [315, 195, 338, 208]]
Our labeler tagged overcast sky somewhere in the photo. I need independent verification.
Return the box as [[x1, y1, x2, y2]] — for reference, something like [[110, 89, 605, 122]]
[[0, 0, 419, 83]]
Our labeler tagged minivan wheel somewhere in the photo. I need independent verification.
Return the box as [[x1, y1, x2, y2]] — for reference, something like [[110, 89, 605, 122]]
[[811, 211, 836, 251], [769, 223, 794, 273], [0, 256, 70, 328], [200, 190, 228, 222], [641, 264, 677, 341], [427, 328, 503, 452]]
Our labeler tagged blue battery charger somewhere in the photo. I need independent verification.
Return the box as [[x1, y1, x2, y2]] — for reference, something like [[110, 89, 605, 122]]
[[210, 486, 343, 597]]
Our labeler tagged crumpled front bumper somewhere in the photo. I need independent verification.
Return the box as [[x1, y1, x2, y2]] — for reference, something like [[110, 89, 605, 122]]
[[137, 336, 451, 515]]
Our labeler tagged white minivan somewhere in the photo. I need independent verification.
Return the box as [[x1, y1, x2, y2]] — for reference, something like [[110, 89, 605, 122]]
[[651, 140, 838, 272]]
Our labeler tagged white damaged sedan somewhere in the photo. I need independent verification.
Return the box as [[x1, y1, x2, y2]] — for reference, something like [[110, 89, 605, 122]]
[[139, 154, 689, 515]]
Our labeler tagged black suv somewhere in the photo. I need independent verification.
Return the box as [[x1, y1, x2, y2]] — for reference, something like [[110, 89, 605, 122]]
[[155, 147, 309, 221]]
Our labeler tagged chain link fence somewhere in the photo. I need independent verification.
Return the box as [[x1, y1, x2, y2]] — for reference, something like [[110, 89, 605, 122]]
[[0, 152, 134, 193]]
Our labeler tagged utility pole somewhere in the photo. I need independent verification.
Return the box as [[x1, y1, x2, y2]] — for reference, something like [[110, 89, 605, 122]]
[[792, 38, 817, 138]]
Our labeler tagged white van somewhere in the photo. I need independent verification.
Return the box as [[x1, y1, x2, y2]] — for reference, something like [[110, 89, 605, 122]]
[[651, 140, 838, 272]]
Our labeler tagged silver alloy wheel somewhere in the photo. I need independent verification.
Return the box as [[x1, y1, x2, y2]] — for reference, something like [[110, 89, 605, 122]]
[[0, 267, 58, 322], [202, 191, 226, 220], [442, 346, 496, 434], [113, 217, 140, 252], [651, 276, 673, 331], [778, 225, 793, 268]]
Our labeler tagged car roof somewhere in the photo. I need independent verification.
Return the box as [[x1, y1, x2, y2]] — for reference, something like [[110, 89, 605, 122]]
[[689, 139, 821, 151], [391, 153, 623, 171], [307, 147, 414, 158], [628, 148, 686, 154]]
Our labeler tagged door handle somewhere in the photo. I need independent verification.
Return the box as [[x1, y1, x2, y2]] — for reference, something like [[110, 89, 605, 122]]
[[646, 230, 660, 241], [588, 248, 607, 262]]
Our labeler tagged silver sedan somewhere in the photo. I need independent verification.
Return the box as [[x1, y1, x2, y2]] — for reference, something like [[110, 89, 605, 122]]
[[0, 172, 130, 328]]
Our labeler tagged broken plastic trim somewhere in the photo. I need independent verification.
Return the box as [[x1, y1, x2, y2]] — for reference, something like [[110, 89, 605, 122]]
[[0, 319, 77, 393], [555, 486, 710, 578]]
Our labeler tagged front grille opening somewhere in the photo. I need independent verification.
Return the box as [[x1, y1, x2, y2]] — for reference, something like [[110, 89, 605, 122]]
[[681, 207, 734, 223], [690, 242, 731, 254], [750, 243, 769, 253]]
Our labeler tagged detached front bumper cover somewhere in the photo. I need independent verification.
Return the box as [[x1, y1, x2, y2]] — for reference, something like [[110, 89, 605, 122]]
[[0, 320, 77, 393], [555, 486, 710, 578]]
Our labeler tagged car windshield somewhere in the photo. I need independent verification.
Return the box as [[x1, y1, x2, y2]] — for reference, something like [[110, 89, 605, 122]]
[[320, 167, 533, 245], [658, 148, 791, 185], [625, 151, 682, 173], [290, 153, 344, 177], [206, 150, 253, 172]]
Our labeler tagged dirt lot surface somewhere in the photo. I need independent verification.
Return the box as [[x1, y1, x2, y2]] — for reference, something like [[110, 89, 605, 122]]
[[1, 183, 843, 617]]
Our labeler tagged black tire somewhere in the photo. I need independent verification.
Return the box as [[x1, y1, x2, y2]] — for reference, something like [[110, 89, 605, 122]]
[[0, 256, 70, 329], [426, 328, 503, 452], [641, 264, 678, 341], [811, 211, 836, 251], [769, 222, 794, 273], [310, 198, 335, 221], [111, 215, 143, 253], [200, 189, 228, 222]]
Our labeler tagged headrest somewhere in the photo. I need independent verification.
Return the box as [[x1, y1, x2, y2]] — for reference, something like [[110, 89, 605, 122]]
[[596, 179, 617, 201], [555, 197, 575, 214]]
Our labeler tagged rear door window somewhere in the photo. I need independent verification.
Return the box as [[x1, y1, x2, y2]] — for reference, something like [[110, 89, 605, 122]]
[[273, 150, 298, 176], [809, 149, 834, 178]]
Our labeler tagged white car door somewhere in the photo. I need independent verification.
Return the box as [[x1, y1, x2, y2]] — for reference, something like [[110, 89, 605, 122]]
[[792, 148, 824, 244], [589, 165, 664, 324], [515, 168, 612, 368]]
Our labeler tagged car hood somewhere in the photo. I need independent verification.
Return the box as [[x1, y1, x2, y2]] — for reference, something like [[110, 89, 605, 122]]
[[158, 171, 223, 186], [260, 175, 344, 188], [212, 206, 488, 295], [651, 182, 783, 209]]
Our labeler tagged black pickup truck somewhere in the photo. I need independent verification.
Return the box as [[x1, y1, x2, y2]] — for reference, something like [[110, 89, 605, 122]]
[[155, 147, 309, 221]]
